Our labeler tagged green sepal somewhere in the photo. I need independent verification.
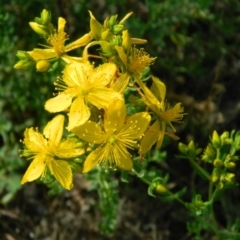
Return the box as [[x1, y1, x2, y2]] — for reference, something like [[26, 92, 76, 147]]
[[120, 170, 129, 183]]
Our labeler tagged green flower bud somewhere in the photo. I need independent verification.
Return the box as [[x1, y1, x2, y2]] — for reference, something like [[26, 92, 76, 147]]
[[220, 173, 235, 184], [202, 145, 215, 163], [155, 184, 168, 194], [41, 9, 51, 24], [220, 131, 230, 144], [36, 60, 50, 72], [107, 15, 117, 28], [14, 60, 34, 70], [111, 35, 122, 46], [113, 24, 124, 34], [187, 140, 196, 158], [178, 142, 188, 154], [29, 22, 48, 36], [211, 168, 221, 183], [211, 173, 219, 183], [16, 51, 30, 60], [211, 130, 221, 148], [99, 41, 116, 57], [224, 161, 236, 170], [213, 159, 222, 168], [34, 17, 43, 25]]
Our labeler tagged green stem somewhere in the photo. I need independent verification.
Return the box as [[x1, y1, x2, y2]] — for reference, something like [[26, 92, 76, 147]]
[[189, 157, 211, 180]]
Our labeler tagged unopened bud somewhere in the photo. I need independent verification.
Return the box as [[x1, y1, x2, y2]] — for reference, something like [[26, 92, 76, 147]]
[[155, 184, 168, 194], [113, 24, 124, 34], [36, 60, 50, 72], [107, 15, 117, 28], [16, 51, 30, 60], [213, 159, 222, 168], [122, 30, 131, 53], [14, 60, 34, 70], [178, 142, 188, 154], [224, 161, 236, 170], [29, 22, 48, 36], [41, 9, 51, 24], [212, 130, 221, 148]]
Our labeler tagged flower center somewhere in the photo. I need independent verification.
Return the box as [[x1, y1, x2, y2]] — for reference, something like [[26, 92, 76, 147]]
[[48, 31, 68, 56]]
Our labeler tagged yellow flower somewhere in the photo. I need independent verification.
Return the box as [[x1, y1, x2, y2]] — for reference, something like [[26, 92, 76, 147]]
[[113, 46, 156, 92], [71, 99, 151, 172], [21, 115, 84, 190], [45, 62, 122, 130], [28, 17, 92, 64], [138, 76, 184, 155]]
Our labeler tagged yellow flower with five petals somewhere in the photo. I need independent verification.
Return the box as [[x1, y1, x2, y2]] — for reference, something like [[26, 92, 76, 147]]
[[45, 62, 122, 130], [138, 76, 184, 155], [71, 99, 151, 172], [28, 17, 92, 64], [21, 114, 85, 190]]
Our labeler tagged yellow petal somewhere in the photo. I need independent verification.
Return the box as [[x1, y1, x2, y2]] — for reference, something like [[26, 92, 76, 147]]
[[45, 93, 73, 113], [86, 87, 121, 109], [120, 112, 151, 139], [112, 72, 130, 93], [21, 154, 46, 184], [113, 143, 133, 170], [71, 121, 105, 144], [139, 120, 160, 155], [89, 63, 117, 86], [57, 138, 85, 158], [67, 96, 90, 130], [29, 48, 57, 60], [89, 11, 103, 40], [156, 121, 166, 149], [63, 61, 93, 87], [122, 30, 131, 53], [43, 115, 64, 146], [58, 17, 66, 32], [83, 147, 104, 172], [130, 38, 147, 44], [48, 159, 73, 190], [104, 99, 126, 133], [24, 128, 47, 153], [136, 78, 160, 113], [115, 46, 128, 66], [151, 76, 166, 103], [65, 33, 93, 52]]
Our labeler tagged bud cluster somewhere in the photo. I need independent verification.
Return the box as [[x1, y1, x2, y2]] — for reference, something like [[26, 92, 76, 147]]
[[202, 130, 239, 189]]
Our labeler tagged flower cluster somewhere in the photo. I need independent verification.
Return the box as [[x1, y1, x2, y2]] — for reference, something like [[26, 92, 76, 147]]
[[15, 9, 184, 189]]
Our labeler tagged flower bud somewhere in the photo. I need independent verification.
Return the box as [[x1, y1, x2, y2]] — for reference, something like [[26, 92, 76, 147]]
[[99, 41, 115, 57], [41, 9, 51, 24], [220, 173, 235, 184], [202, 145, 215, 163], [211, 173, 219, 183], [29, 22, 48, 36], [224, 161, 236, 170], [213, 159, 222, 168], [36, 60, 50, 72], [113, 24, 124, 35], [107, 15, 117, 28], [14, 60, 34, 70], [178, 142, 188, 154], [211, 130, 221, 148], [16, 51, 30, 60], [122, 30, 131, 54], [155, 184, 168, 194]]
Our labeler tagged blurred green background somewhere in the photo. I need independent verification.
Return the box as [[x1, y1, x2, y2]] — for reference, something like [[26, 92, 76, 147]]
[[1, 0, 240, 238]]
